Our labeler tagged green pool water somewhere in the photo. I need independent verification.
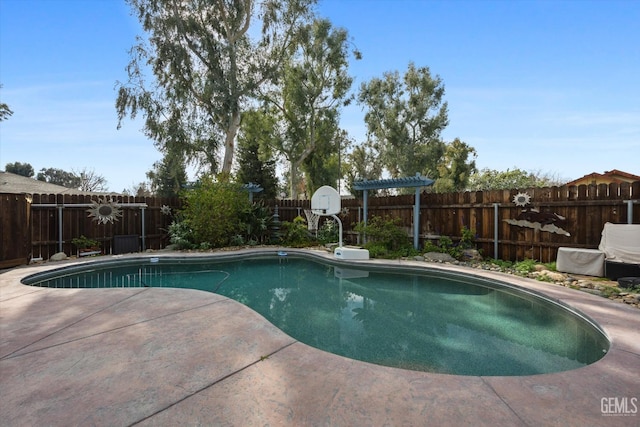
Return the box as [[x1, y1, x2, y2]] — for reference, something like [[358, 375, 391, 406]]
[[24, 255, 609, 376]]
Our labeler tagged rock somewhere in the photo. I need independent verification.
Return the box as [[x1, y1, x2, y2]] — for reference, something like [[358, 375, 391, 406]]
[[413, 255, 425, 262], [577, 280, 592, 288], [50, 252, 68, 261], [617, 277, 640, 289], [534, 264, 549, 272], [462, 249, 483, 261], [423, 252, 456, 263], [538, 270, 566, 282]]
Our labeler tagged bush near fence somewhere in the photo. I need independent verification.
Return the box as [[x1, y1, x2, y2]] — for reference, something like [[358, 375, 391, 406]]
[[1, 181, 638, 268]]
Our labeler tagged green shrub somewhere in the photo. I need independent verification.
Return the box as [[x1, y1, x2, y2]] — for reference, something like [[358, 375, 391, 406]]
[[238, 201, 273, 245], [365, 242, 389, 258], [437, 236, 461, 259], [181, 175, 251, 248], [317, 218, 340, 245], [71, 235, 100, 249], [488, 258, 513, 269], [280, 216, 312, 247], [458, 226, 475, 250], [423, 240, 441, 253], [354, 216, 416, 258], [514, 259, 538, 275], [167, 219, 196, 249], [423, 227, 477, 260], [600, 286, 620, 298]]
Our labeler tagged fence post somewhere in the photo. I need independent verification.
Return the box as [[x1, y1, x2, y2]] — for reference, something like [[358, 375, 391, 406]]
[[141, 206, 146, 251], [413, 187, 420, 249], [624, 200, 635, 224], [57, 205, 64, 253], [493, 203, 499, 260]]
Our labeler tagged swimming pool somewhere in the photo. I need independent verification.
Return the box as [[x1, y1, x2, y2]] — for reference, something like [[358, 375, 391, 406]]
[[22, 253, 609, 376]]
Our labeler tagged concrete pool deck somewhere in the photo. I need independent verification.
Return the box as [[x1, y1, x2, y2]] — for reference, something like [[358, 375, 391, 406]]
[[1, 249, 638, 426]]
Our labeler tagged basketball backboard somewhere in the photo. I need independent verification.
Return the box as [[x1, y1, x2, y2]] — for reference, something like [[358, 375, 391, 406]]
[[311, 185, 341, 216]]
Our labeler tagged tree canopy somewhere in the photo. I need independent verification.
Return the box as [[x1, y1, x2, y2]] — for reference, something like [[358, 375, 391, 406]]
[[5, 162, 34, 177], [37, 168, 82, 188], [434, 138, 477, 192], [263, 18, 357, 198], [146, 153, 188, 197], [116, 0, 316, 175], [234, 109, 279, 199], [467, 167, 565, 190], [358, 62, 448, 179]]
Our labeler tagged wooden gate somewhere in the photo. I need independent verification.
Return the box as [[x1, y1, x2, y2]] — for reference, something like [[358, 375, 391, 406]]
[[0, 193, 31, 268]]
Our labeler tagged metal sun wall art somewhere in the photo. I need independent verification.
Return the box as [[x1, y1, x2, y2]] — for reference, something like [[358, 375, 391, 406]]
[[504, 192, 571, 236], [87, 198, 123, 225]]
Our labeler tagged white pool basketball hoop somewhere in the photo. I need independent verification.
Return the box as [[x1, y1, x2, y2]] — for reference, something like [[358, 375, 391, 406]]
[[310, 185, 369, 260], [311, 185, 341, 216]]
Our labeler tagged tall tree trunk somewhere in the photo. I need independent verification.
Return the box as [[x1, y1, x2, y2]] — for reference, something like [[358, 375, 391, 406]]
[[290, 160, 299, 199], [221, 111, 242, 174]]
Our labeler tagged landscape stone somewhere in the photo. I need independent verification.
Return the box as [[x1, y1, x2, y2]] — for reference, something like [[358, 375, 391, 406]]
[[49, 252, 68, 261], [541, 271, 565, 282], [423, 252, 456, 263], [461, 249, 483, 261]]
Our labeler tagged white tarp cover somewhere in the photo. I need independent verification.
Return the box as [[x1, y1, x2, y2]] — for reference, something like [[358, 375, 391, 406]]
[[598, 222, 640, 264], [556, 248, 604, 276]]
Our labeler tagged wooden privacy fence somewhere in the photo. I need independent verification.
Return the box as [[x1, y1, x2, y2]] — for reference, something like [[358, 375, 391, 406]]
[[268, 181, 640, 263], [1, 193, 181, 268], [1, 181, 638, 268]]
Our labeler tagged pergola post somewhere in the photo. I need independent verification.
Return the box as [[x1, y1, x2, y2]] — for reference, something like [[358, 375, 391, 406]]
[[414, 186, 420, 249], [363, 189, 369, 244], [363, 189, 368, 225]]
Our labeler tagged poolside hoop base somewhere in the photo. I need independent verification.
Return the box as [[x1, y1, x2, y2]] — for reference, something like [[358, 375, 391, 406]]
[[334, 246, 370, 260]]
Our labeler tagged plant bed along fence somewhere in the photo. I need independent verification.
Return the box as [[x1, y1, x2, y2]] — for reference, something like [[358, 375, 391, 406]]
[[1, 181, 638, 268]]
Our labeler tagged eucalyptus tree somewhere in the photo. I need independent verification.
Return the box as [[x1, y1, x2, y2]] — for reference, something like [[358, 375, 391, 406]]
[[264, 18, 358, 198], [302, 126, 351, 196], [433, 138, 477, 192], [116, 0, 316, 175], [343, 140, 383, 195], [358, 62, 448, 179]]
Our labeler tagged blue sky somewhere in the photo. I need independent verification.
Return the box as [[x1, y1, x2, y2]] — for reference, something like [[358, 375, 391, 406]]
[[1, 0, 638, 193]]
